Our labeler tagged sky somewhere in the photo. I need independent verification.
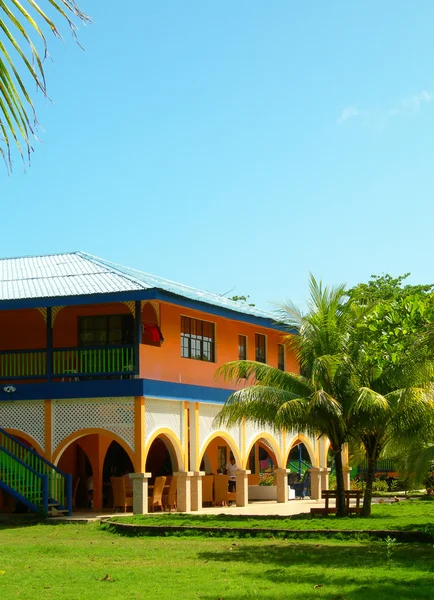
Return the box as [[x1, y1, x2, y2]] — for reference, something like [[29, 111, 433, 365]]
[[2, 1, 434, 313]]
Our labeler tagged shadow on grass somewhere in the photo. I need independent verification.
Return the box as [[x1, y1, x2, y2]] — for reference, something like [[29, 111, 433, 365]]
[[197, 541, 434, 599]]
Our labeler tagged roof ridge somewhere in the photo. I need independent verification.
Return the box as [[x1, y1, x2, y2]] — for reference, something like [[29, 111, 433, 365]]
[[77, 252, 276, 318]]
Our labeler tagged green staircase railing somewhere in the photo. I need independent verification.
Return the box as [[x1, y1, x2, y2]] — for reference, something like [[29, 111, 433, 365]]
[[0, 428, 71, 516]]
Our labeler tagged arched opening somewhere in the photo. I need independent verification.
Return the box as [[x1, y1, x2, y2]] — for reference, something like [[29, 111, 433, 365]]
[[246, 438, 278, 486], [145, 435, 180, 482], [199, 434, 241, 508], [286, 438, 315, 499], [54, 430, 135, 511]]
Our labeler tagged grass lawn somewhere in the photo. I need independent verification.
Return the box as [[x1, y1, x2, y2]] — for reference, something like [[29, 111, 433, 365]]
[[0, 522, 433, 599], [111, 498, 434, 532]]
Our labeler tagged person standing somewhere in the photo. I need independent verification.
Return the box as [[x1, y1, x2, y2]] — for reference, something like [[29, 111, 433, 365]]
[[226, 456, 238, 492]]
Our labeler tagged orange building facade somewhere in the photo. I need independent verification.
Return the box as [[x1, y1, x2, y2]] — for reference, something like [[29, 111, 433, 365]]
[[0, 252, 331, 513]]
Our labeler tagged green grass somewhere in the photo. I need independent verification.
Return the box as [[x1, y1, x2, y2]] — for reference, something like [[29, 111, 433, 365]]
[[0, 522, 433, 599], [111, 498, 434, 532]]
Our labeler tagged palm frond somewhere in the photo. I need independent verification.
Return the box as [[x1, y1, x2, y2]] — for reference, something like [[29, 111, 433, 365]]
[[0, 0, 91, 170], [214, 386, 308, 431]]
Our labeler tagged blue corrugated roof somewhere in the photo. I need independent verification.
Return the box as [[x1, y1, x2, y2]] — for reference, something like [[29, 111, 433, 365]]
[[0, 251, 278, 323]]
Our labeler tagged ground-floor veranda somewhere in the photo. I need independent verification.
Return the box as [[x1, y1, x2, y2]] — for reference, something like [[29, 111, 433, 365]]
[[0, 395, 351, 513]]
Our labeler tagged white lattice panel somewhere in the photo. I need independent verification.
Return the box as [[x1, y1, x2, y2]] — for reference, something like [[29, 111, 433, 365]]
[[245, 422, 282, 457], [0, 400, 45, 451], [145, 399, 183, 445], [198, 403, 241, 453], [52, 397, 134, 453]]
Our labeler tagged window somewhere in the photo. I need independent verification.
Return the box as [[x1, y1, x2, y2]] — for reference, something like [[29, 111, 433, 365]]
[[218, 446, 227, 472], [238, 335, 247, 360], [78, 315, 134, 347], [255, 333, 266, 363], [181, 316, 215, 362], [278, 344, 285, 371]]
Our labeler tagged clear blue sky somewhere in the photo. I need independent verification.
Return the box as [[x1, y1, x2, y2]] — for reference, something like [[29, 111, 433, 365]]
[[3, 1, 434, 312]]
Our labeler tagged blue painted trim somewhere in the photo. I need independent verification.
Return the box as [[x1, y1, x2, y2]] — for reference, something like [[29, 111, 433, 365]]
[[143, 379, 233, 404], [46, 307, 52, 383], [0, 378, 233, 404], [0, 479, 39, 513], [0, 290, 294, 333]]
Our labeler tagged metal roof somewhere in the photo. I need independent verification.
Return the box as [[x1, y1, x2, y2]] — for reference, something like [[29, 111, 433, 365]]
[[0, 251, 278, 322]]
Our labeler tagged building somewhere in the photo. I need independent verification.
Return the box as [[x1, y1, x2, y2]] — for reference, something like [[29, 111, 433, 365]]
[[0, 252, 331, 513]]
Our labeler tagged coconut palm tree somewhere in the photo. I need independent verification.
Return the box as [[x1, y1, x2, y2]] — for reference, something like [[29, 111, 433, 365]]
[[0, 0, 90, 169], [216, 276, 359, 516]]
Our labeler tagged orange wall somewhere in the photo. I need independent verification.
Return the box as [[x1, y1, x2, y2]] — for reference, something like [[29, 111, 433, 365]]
[[140, 301, 298, 389], [0, 301, 299, 389]]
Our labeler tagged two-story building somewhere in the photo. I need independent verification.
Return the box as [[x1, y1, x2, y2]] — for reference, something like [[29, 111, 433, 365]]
[[0, 251, 330, 513]]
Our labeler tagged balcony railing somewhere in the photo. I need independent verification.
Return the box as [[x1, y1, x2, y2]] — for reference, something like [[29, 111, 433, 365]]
[[0, 345, 136, 381]]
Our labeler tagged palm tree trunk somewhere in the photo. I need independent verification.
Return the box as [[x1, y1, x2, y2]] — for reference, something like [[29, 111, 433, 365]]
[[334, 450, 348, 517], [361, 457, 377, 517]]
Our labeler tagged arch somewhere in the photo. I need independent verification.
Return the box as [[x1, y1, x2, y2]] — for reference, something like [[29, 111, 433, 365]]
[[3, 429, 44, 456], [145, 428, 184, 473], [198, 431, 242, 467], [244, 433, 283, 469], [286, 433, 318, 468], [52, 427, 134, 466]]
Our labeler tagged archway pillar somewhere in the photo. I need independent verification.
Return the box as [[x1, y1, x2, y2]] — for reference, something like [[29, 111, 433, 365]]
[[130, 473, 152, 514], [174, 471, 194, 512], [320, 467, 331, 492], [235, 469, 250, 507], [274, 467, 290, 503], [191, 471, 205, 511], [308, 467, 322, 500]]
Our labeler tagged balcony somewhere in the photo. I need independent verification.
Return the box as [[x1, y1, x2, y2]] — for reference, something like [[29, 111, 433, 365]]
[[0, 345, 136, 381]]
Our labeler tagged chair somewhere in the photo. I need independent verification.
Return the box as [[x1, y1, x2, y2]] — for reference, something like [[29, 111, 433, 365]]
[[123, 473, 133, 496], [72, 476, 80, 511], [214, 475, 236, 506], [202, 475, 214, 506], [111, 476, 133, 512], [148, 476, 166, 512], [163, 477, 177, 511]]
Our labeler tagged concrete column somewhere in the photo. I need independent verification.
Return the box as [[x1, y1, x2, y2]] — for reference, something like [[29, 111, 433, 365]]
[[274, 467, 290, 503], [343, 466, 351, 491], [188, 402, 199, 472], [130, 473, 152, 515], [174, 471, 194, 513], [308, 467, 322, 500], [320, 467, 331, 492], [235, 469, 250, 507], [191, 471, 204, 511]]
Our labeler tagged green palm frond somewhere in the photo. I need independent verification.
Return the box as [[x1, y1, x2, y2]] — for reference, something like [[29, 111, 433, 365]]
[[214, 386, 309, 431], [0, 0, 90, 170]]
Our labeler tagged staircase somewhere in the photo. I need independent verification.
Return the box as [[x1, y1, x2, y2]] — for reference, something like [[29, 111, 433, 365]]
[[0, 428, 72, 517]]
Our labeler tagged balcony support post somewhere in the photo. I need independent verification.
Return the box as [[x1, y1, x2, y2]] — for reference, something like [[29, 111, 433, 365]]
[[46, 307, 52, 383], [134, 300, 141, 377]]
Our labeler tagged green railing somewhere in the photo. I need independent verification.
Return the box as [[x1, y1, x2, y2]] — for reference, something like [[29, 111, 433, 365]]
[[0, 428, 71, 514], [0, 350, 46, 379], [53, 345, 135, 377], [0, 345, 136, 380], [0, 446, 47, 512]]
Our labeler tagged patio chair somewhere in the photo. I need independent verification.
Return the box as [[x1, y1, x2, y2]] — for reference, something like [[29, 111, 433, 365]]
[[202, 475, 214, 506], [214, 475, 236, 506], [163, 476, 177, 511], [111, 475, 133, 512], [148, 476, 166, 512]]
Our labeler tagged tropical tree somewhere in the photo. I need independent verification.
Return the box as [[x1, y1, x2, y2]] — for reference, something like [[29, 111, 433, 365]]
[[0, 0, 90, 170], [216, 276, 360, 517], [348, 276, 434, 515]]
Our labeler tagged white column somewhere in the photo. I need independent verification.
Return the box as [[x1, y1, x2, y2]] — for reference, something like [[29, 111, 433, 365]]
[[235, 469, 250, 507], [174, 471, 194, 513], [191, 471, 204, 511], [308, 467, 322, 500], [130, 473, 152, 515], [274, 467, 290, 503]]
